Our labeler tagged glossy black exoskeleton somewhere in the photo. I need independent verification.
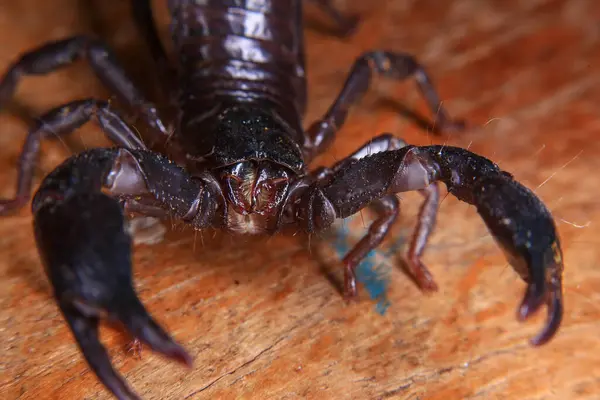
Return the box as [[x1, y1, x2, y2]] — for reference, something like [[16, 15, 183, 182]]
[[0, 1, 563, 399]]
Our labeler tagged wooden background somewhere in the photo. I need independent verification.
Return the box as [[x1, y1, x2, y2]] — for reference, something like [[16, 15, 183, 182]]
[[1, 0, 599, 399]]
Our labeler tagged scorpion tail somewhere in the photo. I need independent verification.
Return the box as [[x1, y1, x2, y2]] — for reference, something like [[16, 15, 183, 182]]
[[473, 175, 564, 346], [33, 192, 192, 399]]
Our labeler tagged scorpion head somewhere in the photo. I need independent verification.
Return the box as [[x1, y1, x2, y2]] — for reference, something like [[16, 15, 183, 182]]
[[189, 104, 306, 234]]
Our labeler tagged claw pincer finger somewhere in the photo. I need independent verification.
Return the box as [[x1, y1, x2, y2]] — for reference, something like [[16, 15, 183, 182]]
[[419, 146, 564, 344], [473, 175, 564, 345]]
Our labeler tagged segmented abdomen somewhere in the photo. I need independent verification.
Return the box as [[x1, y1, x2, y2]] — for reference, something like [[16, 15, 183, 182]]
[[169, 0, 306, 131]]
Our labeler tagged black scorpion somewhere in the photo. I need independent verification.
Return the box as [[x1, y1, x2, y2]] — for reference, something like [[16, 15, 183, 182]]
[[0, 1, 564, 399]]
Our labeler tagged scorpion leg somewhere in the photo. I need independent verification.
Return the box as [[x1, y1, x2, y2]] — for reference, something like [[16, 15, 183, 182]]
[[33, 147, 219, 400], [131, 0, 177, 100], [304, 51, 464, 160], [0, 99, 145, 214], [405, 183, 440, 292], [342, 194, 399, 298], [298, 141, 563, 345], [308, 0, 359, 36], [0, 35, 170, 144]]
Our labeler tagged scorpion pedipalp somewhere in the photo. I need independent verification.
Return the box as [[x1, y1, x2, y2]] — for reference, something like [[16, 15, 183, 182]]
[[27, 148, 214, 399], [34, 192, 192, 399], [473, 175, 564, 345], [295, 143, 564, 344]]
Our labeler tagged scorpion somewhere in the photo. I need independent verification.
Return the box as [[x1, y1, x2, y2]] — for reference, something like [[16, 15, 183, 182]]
[[0, 1, 564, 399]]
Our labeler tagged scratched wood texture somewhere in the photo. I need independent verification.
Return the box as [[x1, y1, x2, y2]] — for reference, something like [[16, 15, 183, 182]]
[[1, 1, 599, 399]]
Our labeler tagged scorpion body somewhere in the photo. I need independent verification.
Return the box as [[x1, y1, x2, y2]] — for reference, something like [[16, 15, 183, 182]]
[[0, 1, 564, 399], [172, 0, 307, 136], [169, 0, 308, 235]]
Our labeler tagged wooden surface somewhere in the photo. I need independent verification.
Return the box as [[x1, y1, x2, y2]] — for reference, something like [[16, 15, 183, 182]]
[[1, 1, 599, 399]]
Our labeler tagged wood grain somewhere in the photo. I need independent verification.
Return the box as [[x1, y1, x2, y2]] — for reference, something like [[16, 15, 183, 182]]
[[1, 1, 599, 399]]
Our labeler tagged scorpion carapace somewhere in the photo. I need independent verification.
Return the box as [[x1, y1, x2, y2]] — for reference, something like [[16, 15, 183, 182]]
[[0, 0, 563, 399]]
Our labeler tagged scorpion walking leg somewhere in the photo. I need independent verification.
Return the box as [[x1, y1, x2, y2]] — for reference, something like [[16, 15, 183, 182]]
[[0, 99, 145, 214], [131, 0, 177, 100], [0, 35, 169, 143], [313, 134, 441, 296], [34, 147, 219, 400], [297, 142, 563, 345], [342, 195, 399, 299], [406, 183, 440, 292], [341, 187, 439, 297], [304, 51, 464, 159], [308, 0, 359, 36]]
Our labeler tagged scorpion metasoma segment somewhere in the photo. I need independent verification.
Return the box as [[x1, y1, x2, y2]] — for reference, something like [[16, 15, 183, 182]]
[[0, 1, 563, 399]]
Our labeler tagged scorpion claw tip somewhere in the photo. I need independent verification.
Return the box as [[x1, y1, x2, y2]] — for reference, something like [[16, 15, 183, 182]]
[[516, 272, 548, 322], [170, 345, 194, 368], [115, 295, 193, 367], [517, 295, 541, 321], [531, 287, 563, 346], [145, 330, 193, 367], [62, 311, 141, 400], [516, 273, 563, 346]]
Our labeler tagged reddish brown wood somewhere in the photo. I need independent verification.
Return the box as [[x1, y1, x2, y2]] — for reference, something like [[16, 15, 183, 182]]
[[1, 1, 599, 399]]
